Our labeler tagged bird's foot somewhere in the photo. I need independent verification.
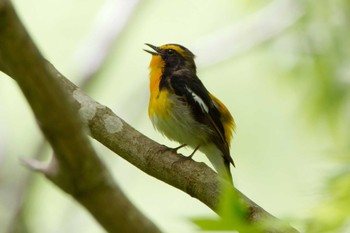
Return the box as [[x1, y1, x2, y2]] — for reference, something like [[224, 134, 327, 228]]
[[176, 145, 200, 162]]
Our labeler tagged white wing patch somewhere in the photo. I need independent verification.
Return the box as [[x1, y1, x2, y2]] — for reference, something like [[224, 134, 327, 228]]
[[185, 86, 209, 113]]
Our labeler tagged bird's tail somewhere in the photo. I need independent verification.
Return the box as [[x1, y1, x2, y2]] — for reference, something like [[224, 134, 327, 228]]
[[201, 145, 233, 184], [223, 160, 233, 184]]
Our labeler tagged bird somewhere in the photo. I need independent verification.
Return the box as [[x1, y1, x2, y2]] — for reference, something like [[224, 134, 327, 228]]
[[144, 43, 236, 183]]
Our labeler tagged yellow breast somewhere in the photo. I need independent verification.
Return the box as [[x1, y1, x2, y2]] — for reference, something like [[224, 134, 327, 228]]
[[148, 55, 171, 118], [149, 89, 172, 118]]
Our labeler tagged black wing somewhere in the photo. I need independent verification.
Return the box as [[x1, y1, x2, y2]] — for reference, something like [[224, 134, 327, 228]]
[[169, 72, 233, 166]]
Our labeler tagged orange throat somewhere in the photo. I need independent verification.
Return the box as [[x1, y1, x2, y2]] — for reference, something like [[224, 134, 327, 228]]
[[148, 55, 166, 117]]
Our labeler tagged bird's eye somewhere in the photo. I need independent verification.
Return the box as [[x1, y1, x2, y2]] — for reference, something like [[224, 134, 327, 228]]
[[166, 49, 175, 55]]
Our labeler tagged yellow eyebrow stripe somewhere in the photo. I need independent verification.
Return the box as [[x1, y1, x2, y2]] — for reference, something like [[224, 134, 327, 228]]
[[159, 44, 187, 57]]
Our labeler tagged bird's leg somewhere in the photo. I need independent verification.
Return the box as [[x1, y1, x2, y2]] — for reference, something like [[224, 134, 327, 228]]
[[176, 145, 200, 162], [186, 145, 200, 159], [159, 144, 187, 154], [171, 145, 200, 168], [173, 144, 187, 152]]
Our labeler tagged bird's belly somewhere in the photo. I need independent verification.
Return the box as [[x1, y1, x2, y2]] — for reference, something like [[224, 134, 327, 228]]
[[149, 92, 211, 148]]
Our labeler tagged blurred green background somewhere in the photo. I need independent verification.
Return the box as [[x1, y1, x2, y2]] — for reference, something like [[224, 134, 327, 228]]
[[0, 0, 349, 232]]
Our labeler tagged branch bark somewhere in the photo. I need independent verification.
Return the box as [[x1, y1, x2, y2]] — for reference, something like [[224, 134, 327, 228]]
[[0, 1, 161, 233], [0, 1, 299, 233]]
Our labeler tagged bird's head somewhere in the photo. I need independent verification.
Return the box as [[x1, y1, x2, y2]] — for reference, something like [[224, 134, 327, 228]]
[[144, 43, 196, 73]]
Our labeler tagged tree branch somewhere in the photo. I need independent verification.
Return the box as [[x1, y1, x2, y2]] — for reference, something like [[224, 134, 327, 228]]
[[0, 1, 299, 233], [0, 1, 161, 233], [49, 60, 299, 233]]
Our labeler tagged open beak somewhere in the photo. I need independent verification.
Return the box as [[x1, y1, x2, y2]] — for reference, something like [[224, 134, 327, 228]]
[[144, 43, 160, 55]]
